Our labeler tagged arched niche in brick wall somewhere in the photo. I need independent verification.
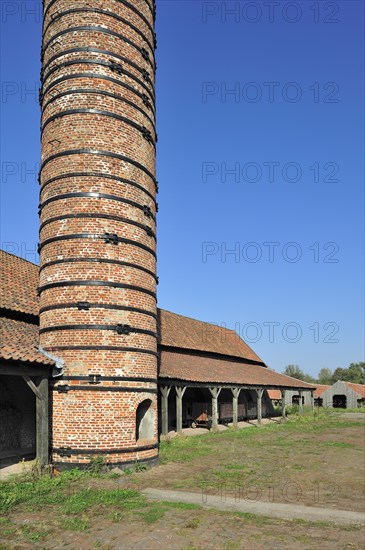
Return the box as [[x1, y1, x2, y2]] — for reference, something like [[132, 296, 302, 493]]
[[135, 399, 154, 442]]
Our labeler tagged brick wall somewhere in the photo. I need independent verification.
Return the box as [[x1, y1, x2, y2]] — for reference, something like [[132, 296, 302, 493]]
[[39, 0, 158, 465]]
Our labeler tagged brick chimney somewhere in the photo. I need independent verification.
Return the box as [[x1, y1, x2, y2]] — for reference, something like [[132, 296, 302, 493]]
[[38, 0, 158, 467]]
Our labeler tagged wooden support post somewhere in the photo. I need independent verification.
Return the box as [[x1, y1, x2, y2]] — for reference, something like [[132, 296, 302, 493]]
[[22, 375, 44, 400], [36, 378, 49, 466], [256, 388, 264, 425], [231, 388, 241, 427], [160, 386, 171, 436], [310, 390, 315, 412], [299, 390, 304, 414], [281, 389, 286, 420], [209, 387, 221, 430], [23, 376, 49, 466], [175, 386, 186, 433]]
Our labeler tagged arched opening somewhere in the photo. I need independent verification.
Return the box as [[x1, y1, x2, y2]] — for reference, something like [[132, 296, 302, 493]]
[[333, 395, 347, 408], [136, 399, 154, 442]]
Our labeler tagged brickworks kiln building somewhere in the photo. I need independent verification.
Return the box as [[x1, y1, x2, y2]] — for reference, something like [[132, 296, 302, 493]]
[[0, 1, 314, 468]]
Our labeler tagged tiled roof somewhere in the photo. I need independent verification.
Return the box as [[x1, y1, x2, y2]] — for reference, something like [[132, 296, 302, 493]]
[[0, 250, 39, 316], [313, 384, 330, 397], [159, 351, 314, 389], [158, 309, 264, 364], [344, 382, 365, 398], [0, 317, 53, 366], [267, 389, 282, 399]]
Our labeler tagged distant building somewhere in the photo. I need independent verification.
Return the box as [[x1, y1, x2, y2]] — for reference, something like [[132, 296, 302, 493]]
[[320, 381, 365, 409], [269, 385, 330, 407]]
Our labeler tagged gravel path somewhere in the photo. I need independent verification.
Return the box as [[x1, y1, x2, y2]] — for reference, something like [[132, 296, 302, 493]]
[[143, 488, 365, 525]]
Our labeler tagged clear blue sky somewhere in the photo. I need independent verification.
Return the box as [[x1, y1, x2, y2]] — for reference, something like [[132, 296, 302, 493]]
[[0, 1, 364, 376]]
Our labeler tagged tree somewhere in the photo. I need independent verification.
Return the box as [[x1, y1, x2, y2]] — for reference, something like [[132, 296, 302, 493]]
[[318, 368, 333, 385], [302, 373, 317, 384], [283, 365, 306, 381], [347, 362, 365, 383], [333, 363, 365, 384]]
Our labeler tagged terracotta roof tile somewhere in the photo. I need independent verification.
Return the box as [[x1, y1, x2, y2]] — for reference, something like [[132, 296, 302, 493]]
[[313, 384, 330, 397], [344, 382, 365, 398], [158, 309, 263, 364], [0, 317, 53, 366], [159, 351, 314, 389], [267, 389, 282, 399], [0, 250, 39, 316]]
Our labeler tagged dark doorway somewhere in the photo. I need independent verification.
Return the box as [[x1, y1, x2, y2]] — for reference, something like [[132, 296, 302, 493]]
[[333, 395, 347, 408], [292, 395, 304, 405], [0, 376, 36, 464]]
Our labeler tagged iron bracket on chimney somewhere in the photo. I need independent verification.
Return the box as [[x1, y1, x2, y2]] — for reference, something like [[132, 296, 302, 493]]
[[115, 324, 131, 335], [103, 233, 119, 245], [77, 301, 90, 311]]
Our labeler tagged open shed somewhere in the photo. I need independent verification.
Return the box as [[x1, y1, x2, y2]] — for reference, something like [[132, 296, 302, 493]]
[[320, 380, 365, 409]]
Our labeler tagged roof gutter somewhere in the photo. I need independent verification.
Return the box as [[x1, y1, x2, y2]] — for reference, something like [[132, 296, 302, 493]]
[[38, 347, 64, 377]]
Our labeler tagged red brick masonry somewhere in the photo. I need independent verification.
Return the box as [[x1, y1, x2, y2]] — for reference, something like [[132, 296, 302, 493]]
[[38, 0, 158, 465]]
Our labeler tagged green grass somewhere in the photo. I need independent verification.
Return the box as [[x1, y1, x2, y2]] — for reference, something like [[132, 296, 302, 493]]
[[160, 501, 202, 510], [0, 469, 140, 514], [160, 434, 215, 463], [60, 516, 91, 531], [136, 500, 202, 524], [0, 465, 205, 545], [337, 406, 365, 413], [323, 441, 355, 449], [20, 524, 51, 541], [158, 412, 359, 465], [0, 411, 363, 547]]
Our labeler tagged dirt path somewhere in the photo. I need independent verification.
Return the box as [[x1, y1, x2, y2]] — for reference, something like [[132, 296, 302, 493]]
[[143, 488, 365, 525]]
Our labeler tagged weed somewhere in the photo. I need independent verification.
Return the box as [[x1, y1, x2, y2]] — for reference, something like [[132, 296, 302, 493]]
[[184, 518, 200, 529], [107, 511, 123, 523], [134, 462, 148, 472], [160, 501, 202, 511], [60, 516, 90, 531], [86, 456, 105, 475], [137, 503, 166, 524], [323, 442, 354, 449], [20, 524, 50, 542]]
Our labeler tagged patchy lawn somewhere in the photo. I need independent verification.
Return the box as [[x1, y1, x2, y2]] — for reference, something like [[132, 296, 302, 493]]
[[138, 410, 365, 513], [0, 411, 364, 549]]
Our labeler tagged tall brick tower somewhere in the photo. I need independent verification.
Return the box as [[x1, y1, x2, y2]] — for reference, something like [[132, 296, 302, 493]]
[[38, 0, 158, 467]]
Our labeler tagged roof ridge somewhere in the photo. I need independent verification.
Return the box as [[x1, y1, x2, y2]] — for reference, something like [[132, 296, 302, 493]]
[[0, 249, 39, 268], [158, 308, 241, 334]]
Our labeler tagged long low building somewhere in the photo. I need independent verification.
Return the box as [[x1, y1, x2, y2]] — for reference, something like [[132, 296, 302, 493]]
[[274, 385, 330, 407], [1, 250, 315, 466]]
